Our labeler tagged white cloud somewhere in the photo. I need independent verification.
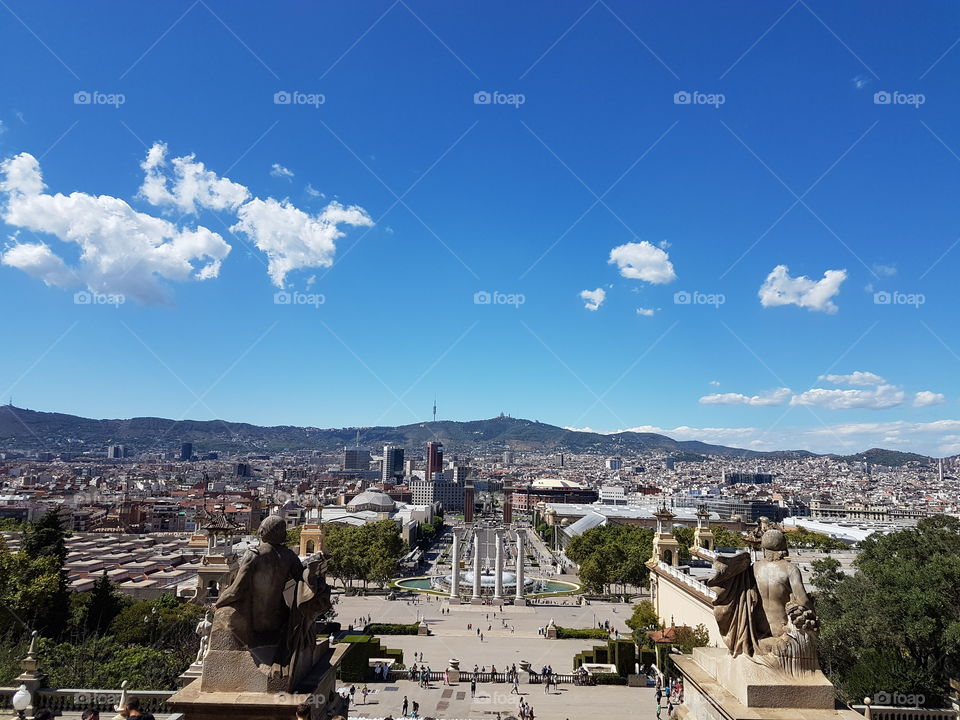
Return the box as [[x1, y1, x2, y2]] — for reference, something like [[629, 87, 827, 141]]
[[758, 264, 846, 314], [579, 287, 605, 311], [232, 198, 372, 288], [1, 152, 230, 304], [139, 142, 250, 215], [636, 306, 655, 317], [567, 419, 960, 455], [608, 241, 676, 284], [872, 263, 896, 277], [818, 371, 885, 387], [305, 184, 325, 199], [137, 143, 373, 288], [700, 387, 791, 407], [913, 391, 946, 407], [790, 384, 904, 410], [709, 380, 721, 387]]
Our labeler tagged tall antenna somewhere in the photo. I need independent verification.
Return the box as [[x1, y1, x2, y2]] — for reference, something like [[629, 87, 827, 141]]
[[355, 429, 360, 447], [432, 395, 437, 423]]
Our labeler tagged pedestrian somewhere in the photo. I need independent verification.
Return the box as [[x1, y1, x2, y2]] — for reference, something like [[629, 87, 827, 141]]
[[470, 677, 476, 697], [411, 700, 419, 719], [295, 703, 311, 719], [402, 696, 408, 716], [81, 711, 99, 720], [480, 632, 484, 641], [361, 685, 369, 704], [444, 670, 449, 686]]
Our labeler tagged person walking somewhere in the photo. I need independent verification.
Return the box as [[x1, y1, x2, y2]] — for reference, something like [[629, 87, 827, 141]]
[[361, 685, 369, 705], [470, 677, 477, 697], [402, 696, 408, 716]]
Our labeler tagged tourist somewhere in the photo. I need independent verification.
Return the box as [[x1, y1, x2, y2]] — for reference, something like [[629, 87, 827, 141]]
[[411, 700, 420, 718], [402, 696, 408, 716], [81, 711, 99, 720], [470, 677, 477, 697], [361, 685, 369, 704], [295, 703, 311, 719], [124, 699, 154, 720], [480, 632, 484, 641], [444, 669, 450, 686], [510, 676, 520, 694]]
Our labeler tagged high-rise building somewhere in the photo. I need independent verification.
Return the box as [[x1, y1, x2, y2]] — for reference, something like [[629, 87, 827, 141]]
[[107, 445, 124, 459], [426, 441, 444, 480], [180, 443, 193, 461], [605, 457, 622, 471], [502, 451, 514, 466], [382, 445, 405, 482], [342, 447, 371, 471], [404, 459, 416, 476]]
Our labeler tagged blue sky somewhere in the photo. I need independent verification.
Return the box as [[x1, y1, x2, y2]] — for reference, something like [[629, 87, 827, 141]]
[[2, 1, 960, 455]]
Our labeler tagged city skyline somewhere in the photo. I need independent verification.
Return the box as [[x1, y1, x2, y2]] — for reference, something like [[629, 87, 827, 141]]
[[2, 2, 959, 456]]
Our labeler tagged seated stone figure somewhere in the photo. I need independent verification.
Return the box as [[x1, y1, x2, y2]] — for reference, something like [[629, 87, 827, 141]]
[[707, 529, 819, 676], [208, 515, 332, 681]]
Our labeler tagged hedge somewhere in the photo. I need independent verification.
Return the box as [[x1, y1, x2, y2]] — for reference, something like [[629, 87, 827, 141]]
[[366, 623, 420, 635], [556, 627, 610, 640]]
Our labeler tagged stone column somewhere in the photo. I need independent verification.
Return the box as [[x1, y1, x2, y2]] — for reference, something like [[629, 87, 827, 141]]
[[471, 528, 482, 603], [493, 528, 503, 600], [450, 531, 461, 604], [515, 529, 526, 605]]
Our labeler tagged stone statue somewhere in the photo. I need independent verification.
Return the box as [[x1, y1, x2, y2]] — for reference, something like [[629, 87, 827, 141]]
[[707, 529, 819, 676], [205, 515, 332, 688], [194, 610, 213, 664]]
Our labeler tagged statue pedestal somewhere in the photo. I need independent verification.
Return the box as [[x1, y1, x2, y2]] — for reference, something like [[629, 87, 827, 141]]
[[545, 626, 557, 639], [177, 661, 204, 688], [171, 642, 347, 720], [671, 649, 862, 720]]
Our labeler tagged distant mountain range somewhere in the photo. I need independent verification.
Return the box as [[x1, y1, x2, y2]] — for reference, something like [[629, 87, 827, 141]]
[[0, 405, 936, 466]]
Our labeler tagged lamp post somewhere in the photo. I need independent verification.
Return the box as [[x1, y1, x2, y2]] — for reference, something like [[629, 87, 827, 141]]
[[12, 684, 30, 720]]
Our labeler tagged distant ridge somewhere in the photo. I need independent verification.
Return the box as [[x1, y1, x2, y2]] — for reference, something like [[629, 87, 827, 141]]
[[0, 405, 933, 465]]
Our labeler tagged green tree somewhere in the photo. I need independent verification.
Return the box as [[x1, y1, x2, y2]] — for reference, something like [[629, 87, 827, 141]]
[[626, 600, 662, 644], [285, 525, 302, 548], [673, 624, 710, 654], [673, 526, 694, 563], [813, 515, 960, 705], [710, 524, 746, 549], [70, 570, 129, 638]]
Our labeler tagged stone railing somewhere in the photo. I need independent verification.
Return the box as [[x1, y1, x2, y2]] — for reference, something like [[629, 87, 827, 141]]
[[690, 546, 717, 561], [852, 703, 959, 720], [37, 688, 176, 715], [0, 687, 177, 716], [657, 561, 717, 600]]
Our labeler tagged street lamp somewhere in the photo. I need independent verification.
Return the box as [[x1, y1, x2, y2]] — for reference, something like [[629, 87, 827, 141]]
[[12, 684, 30, 720]]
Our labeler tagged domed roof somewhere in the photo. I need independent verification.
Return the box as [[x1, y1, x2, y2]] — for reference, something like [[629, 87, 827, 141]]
[[347, 490, 396, 512]]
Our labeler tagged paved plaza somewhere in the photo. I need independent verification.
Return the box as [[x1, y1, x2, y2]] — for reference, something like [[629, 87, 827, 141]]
[[333, 595, 660, 719]]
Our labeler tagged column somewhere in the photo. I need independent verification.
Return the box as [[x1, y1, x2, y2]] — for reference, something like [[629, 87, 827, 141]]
[[515, 528, 525, 604], [472, 528, 482, 601], [493, 529, 503, 600], [450, 531, 460, 602]]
